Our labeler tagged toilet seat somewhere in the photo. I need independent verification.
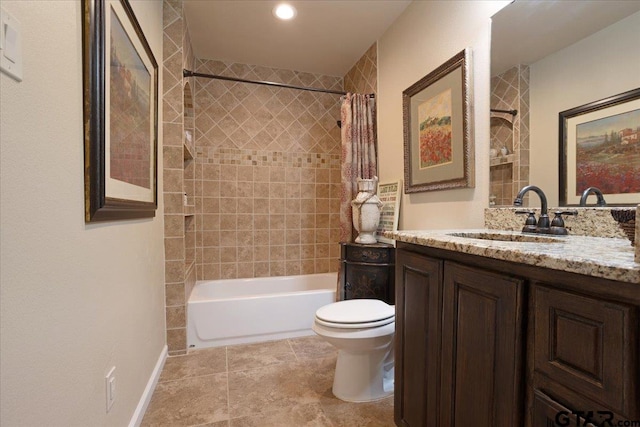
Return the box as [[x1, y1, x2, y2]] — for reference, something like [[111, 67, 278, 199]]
[[314, 316, 395, 329], [315, 299, 395, 329]]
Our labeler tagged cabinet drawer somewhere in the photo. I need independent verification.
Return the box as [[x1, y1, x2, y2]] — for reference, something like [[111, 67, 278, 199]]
[[532, 391, 598, 427], [345, 244, 393, 264], [533, 285, 637, 415]]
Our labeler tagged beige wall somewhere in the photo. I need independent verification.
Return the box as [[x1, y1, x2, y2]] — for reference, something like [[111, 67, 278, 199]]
[[0, 1, 166, 426], [530, 11, 640, 206], [377, 1, 510, 230]]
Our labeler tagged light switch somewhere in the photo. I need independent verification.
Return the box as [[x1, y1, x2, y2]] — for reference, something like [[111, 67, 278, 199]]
[[0, 7, 23, 81], [4, 21, 18, 62]]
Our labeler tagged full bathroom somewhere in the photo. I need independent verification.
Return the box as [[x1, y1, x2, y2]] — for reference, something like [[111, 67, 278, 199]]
[[1, 1, 639, 426]]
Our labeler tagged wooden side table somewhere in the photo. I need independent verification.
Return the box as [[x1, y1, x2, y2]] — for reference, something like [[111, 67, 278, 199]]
[[339, 242, 395, 304]]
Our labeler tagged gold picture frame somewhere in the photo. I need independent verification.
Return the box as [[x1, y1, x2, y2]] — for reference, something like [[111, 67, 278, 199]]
[[403, 49, 474, 193]]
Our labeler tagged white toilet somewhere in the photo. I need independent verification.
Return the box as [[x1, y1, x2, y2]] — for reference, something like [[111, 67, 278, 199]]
[[312, 299, 395, 402]]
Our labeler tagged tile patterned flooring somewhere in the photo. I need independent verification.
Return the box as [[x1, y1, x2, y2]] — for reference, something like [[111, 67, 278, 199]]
[[141, 336, 395, 426]]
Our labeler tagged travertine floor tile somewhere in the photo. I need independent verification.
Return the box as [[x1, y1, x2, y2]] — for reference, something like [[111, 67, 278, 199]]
[[229, 403, 333, 426], [159, 347, 227, 382], [142, 337, 394, 426], [289, 335, 337, 360], [320, 395, 395, 427], [227, 357, 334, 418], [141, 373, 228, 426], [292, 355, 337, 398], [227, 339, 296, 372], [195, 421, 230, 427]]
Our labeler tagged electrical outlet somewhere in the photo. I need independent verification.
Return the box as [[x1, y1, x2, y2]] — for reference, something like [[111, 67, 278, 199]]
[[105, 367, 116, 412]]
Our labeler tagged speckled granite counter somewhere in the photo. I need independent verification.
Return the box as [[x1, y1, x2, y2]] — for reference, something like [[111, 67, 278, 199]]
[[385, 229, 639, 284]]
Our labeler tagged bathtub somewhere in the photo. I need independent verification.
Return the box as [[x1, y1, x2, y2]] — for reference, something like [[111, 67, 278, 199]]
[[187, 272, 337, 349]]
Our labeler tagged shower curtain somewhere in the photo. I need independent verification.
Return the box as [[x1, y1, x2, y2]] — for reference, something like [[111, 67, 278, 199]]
[[339, 93, 377, 243]]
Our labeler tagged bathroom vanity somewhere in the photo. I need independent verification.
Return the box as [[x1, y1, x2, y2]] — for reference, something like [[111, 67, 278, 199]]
[[389, 230, 639, 427]]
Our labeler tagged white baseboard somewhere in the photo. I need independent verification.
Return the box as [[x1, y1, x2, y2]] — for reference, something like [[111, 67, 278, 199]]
[[128, 345, 167, 427]]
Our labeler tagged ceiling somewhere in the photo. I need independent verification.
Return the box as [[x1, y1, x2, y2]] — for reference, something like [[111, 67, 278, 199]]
[[183, 0, 412, 77]]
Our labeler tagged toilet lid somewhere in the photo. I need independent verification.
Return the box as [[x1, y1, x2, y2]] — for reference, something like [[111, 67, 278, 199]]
[[315, 299, 395, 324]]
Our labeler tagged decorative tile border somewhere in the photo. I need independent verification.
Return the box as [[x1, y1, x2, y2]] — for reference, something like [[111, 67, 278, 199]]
[[196, 147, 341, 168]]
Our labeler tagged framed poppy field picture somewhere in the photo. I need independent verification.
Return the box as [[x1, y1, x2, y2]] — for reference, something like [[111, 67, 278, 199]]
[[403, 49, 474, 193]]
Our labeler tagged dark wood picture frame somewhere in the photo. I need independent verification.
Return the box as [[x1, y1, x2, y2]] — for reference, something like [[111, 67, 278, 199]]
[[82, 0, 158, 222], [559, 87, 640, 206], [403, 49, 474, 193]]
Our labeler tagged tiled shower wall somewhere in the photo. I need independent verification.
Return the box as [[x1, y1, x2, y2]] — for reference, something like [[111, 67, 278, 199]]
[[490, 65, 530, 206], [162, 0, 198, 355], [163, 0, 186, 355], [193, 60, 344, 280], [344, 43, 377, 95]]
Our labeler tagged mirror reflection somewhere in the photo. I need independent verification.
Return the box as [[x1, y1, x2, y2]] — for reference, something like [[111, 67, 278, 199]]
[[490, 1, 640, 207]]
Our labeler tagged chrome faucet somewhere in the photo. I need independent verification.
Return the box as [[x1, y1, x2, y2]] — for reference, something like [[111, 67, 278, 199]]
[[579, 187, 607, 206], [514, 185, 550, 233]]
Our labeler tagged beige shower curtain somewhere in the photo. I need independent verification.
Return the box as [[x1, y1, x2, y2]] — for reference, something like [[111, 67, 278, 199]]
[[339, 93, 377, 244]]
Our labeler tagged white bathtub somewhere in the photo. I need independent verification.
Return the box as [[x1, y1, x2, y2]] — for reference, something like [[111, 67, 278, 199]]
[[187, 272, 337, 349]]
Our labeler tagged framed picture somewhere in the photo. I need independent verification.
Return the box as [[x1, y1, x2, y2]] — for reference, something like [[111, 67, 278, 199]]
[[376, 180, 402, 244], [403, 49, 474, 193], [82, 0, 158, 222], [559, 88, 640, 206]]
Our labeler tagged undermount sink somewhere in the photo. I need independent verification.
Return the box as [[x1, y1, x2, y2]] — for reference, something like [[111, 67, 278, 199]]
[[447, 231, 564, 243]]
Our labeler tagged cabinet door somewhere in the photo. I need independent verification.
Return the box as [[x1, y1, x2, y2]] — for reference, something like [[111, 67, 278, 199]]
[[345, 263, 393, 302], [395, 250, 443, 427], [440, 262, 525, 427]]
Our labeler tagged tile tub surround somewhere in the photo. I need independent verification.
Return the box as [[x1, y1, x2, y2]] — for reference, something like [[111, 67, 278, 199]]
[[485, 207, 630, 239], [193, 59, 344, 280], [384, 229, 639, 284], [140, 336, 394, 426]]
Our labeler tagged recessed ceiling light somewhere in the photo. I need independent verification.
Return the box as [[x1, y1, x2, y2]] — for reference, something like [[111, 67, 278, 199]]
[[273, 3, 297, 20]]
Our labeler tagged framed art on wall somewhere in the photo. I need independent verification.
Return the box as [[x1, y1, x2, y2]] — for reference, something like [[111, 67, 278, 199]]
[[559, 87, 640, 206], [403, 48, 474, 193], [82, 0, 158, 222]]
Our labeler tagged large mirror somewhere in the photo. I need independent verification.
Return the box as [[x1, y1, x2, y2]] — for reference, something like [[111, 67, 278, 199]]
[[490, 1, 640, 207]]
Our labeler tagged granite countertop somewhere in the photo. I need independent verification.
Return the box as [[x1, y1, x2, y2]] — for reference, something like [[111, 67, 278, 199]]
[[385, 229, 639, 284]]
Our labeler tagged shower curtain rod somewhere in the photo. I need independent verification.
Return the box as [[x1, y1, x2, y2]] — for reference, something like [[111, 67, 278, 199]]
[[490, 108, 518, 116], [183, 69, 375, 97]]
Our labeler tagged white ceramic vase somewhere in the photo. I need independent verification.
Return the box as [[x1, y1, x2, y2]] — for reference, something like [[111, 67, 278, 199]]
[[351, 177, 383, 244]]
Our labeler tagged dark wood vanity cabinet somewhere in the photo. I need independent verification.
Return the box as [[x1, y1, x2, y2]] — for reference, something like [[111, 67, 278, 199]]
[[395, 247, 525, 427], [340, 242, 395, 304], [395, 250, 442, 427], [530, 283, 638, 426], [394, 242, 640, 427], [440, 262, 525, 427]]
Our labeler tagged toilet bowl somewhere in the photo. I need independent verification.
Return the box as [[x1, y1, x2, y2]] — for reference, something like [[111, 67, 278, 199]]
[[312, 299, 395, 402]]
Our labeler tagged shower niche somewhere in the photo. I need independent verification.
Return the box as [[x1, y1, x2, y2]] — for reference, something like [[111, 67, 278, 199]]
[[183, 80, 195, 275], [490, 65, 530, 206]]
